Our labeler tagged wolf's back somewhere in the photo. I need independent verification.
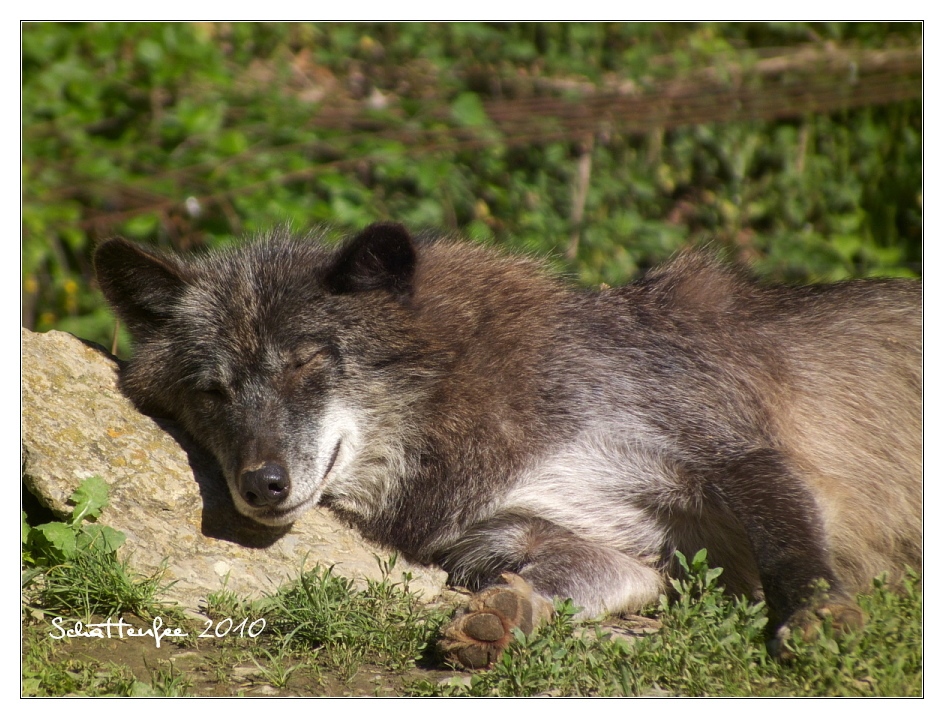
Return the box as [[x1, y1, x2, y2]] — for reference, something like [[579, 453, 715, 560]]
[[768, 279, 921, 591]]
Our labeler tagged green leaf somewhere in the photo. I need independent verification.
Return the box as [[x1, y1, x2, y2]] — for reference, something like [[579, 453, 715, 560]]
[[121, 213, 160, 239], [136, 39, 164, 66], [76, 524, 127, 554], [32, 522, 77, 560], [69, 475, 111, 524], [450, 92, 489, 128], [218, 129, 249, 156]]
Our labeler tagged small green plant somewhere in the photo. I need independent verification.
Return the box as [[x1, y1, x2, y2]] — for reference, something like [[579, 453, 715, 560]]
[[258, 556, 448, 679], [250, 643, 304, 688], [624, 550, 773, 696], [147, 659, 194, 697], [33, 551, 173, 620], [204, 574, 263, 621], [21, 622, 154, 697], [778, 569, 923, 696], [22, 476, 174, 620], [411, 550, 921, 697], [22, 476, 125, 569]]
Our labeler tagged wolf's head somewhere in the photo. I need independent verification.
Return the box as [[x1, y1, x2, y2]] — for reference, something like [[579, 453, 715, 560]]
[[94, 223, 433, 526]]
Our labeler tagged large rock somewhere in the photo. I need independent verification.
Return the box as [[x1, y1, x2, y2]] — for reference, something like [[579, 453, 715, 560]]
[[21, 328, 447, 610]]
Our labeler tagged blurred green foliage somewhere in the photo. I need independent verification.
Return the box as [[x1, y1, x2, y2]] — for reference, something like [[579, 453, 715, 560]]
[[22, 22, 921, 355]]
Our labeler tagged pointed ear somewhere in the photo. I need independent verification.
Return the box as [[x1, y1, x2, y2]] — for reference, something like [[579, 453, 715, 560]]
[[324, 223, 416, 298], [93, 238, 191, 338]]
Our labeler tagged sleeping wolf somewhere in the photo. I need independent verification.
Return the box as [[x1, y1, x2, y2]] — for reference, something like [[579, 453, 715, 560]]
[[94, 223, 921, 668]]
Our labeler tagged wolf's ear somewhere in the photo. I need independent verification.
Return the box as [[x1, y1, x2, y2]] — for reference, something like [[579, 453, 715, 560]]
[[93, 238, 191, 338], [324, 222, 416, 299]]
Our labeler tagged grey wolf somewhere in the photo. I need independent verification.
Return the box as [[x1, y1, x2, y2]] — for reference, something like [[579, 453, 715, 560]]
[[94, 223, 921, 668]]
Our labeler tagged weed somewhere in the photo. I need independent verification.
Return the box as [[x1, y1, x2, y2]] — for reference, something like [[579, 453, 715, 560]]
[[147, 659, 193, 697], [205, 580, 258, 621], [32, 553, 174, 622], [22, 483, 919, 696], [410, 550, 922, 697], [21, 622, 152, 697], [250, 644, 305, 688], [258, 556, 449, 679], [23, 476, 124, 569], [22, 477, 178, 622]]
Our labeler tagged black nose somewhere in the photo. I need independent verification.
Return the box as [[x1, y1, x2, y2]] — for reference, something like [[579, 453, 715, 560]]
[[239, 462, 290, 507]]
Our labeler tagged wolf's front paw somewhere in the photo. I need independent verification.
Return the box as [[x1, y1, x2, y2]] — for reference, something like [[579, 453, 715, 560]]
[[439, 572, 553, 669], [768, 596, 865, 659]]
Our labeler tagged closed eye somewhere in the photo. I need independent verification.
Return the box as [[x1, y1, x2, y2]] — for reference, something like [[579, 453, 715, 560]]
[[292, 346, 334, 371], [199, 384, 229, 402]]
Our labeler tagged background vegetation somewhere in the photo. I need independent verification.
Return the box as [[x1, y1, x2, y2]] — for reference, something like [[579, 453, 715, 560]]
[[22, 22, 921, 355]]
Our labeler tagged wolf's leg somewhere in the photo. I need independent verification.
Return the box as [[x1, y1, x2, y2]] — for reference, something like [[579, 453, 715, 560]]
[[437, 515, 663, 669], [705, 448, 864, 653]]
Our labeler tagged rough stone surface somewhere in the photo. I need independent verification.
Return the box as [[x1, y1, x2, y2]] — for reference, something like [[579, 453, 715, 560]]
[[21, 328, 447, 610]]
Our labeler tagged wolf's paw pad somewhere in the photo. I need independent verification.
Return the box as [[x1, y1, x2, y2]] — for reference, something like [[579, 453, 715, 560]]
[[812, 601, 865, 633], [438, 573, 551, 670], [770, 598, 865, 659]]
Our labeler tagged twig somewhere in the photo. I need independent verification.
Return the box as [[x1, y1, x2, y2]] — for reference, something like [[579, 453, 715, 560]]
[[567, 135, 594, 261]]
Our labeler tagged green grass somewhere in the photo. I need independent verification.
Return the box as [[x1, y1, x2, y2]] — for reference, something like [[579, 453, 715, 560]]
[[23, 547, 923, 697], [28, 551, 175, 622], [253, 556, 451, 680], [21, 620, 197, 697], [22, 476, 180, 623], [411, 556, 922, 697], [22, 485, 921, 697], [21, 622, 146, 697], [146, 660, 195, 697]]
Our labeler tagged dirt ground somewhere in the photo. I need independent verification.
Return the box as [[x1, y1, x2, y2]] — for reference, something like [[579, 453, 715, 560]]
[[28, 614, 463, 697]]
